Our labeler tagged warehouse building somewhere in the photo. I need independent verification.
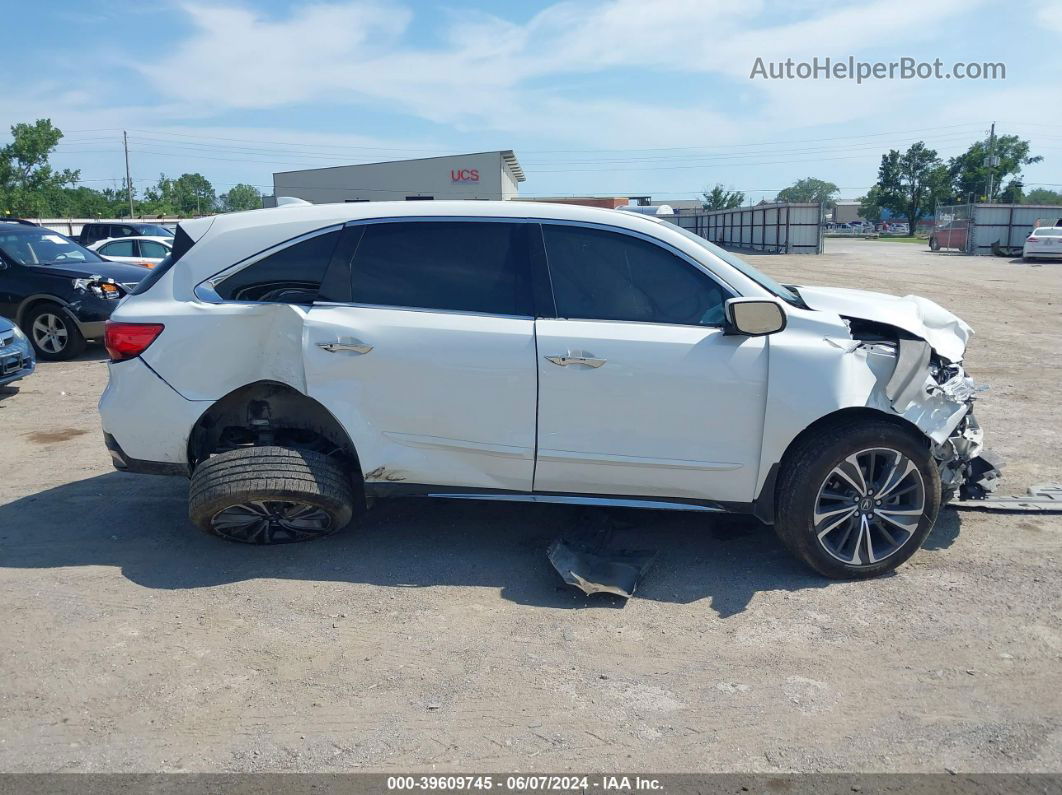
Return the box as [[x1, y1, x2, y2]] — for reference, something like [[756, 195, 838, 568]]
[[272, 150, 525, 204]]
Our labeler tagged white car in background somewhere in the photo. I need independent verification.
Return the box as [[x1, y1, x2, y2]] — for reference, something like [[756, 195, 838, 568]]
[[89, 236, 172, 268], [99, 201, 995, 580], [1022, 227, 1062, 261]]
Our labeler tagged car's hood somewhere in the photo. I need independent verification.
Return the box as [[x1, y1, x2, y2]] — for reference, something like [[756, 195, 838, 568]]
[[34, 261, 149, 283], [795, 285, 973, 362]]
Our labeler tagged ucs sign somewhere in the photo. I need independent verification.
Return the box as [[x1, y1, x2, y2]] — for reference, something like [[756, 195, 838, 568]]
[[451, 169, 480, 183]]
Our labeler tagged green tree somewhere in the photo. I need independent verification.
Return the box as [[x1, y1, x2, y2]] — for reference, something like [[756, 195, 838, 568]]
[[874, 142, 951, 234], [173, 172, 215, 214], [0, 119, 80, 216], [948, 134, 1040, 203], [857, 186, 885, 224], [775, 177, 839, 205], [220, 183, 262, 212], [1024, 188, 1062, 205], [56, 185, 125, 217], [700, 184, 745, 210], [142, 172, 216, 215]]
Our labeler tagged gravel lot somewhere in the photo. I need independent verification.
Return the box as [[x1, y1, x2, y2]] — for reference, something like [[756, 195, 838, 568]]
[[1, 239, 1060, 773]]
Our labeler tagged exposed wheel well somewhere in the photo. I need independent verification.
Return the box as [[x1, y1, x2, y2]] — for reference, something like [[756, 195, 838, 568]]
[[17, 296, 69, 328], [187, 381, 364, 495], [753, 407, 927, 524]]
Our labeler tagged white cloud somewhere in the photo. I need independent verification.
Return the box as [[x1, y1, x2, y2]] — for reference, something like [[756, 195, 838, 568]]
[[1037, 0, 1062, 32], [132, 0, 987, 146]]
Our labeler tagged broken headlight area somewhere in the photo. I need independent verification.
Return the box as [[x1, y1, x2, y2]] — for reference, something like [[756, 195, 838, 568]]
[[932, 412, 1003, 502], [72, 276, 122, 300], [845, 319, 1000, 502]]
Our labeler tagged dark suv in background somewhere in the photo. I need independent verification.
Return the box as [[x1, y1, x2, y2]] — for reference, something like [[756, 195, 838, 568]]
[[0, 222, 149, 359], [78, 222, 174, 247]]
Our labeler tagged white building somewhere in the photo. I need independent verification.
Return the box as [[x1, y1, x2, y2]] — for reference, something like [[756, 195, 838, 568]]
[[272, 150, 525, 204]]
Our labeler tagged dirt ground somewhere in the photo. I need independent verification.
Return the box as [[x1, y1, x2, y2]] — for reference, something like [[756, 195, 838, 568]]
[[0, 239, 1060, 773]]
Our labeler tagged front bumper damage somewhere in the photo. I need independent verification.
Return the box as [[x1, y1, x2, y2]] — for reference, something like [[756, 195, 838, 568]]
[[932, 412, 1001, 501], [856, 332, 1001, 505]]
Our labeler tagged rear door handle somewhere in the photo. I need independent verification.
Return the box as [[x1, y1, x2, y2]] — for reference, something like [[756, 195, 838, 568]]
[[545, 352, 606, 368], [317, 338, 373, 354]]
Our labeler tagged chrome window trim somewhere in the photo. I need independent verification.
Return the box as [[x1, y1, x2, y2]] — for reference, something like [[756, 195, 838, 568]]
[[193, 215, 744, 316], [193, 224, 344, 304]]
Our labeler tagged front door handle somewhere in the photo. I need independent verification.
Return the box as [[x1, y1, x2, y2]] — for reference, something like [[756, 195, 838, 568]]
[[545, 352, 606, 368], [317, 338, 373, 354]]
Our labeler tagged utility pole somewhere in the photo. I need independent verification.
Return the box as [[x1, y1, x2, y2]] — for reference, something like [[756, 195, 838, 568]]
[[123, 130, 134, 218], [985, 122, 998, 202]]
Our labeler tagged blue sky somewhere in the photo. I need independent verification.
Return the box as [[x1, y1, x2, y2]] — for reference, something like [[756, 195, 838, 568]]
[[3, 0, 1061, 203]]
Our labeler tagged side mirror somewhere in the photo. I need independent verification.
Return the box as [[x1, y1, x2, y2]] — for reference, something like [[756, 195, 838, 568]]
[[725, 298, 787, 336]]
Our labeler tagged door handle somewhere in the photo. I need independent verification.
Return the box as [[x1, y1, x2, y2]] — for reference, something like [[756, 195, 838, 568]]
[[317, 338, 373, 354], [545, 352, 606, 368]]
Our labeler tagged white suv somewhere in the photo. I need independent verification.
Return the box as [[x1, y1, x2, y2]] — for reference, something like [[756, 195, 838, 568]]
[[99, 201, 992, 579]]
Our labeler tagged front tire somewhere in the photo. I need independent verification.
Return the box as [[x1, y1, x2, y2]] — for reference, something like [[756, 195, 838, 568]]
[[929, 237, 940, 251], [774, 418, 941, 579], [25, 303, 86, 361], [189, 446, 355, 544]]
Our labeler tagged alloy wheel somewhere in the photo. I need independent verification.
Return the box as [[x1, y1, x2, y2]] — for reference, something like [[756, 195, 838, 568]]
[[210, 500, 334, 543], [813, 447, 926, 566], [31, 313, 69, 354]]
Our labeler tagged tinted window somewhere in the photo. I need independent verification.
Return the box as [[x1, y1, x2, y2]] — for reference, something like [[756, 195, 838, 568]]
[[350, 221, 532, 316], [542, 224, 729, 326], [82, 224, 105, 244], [216, 229, 341, 303], [140, 240, 169, 257], [101, 240, 135, 257]]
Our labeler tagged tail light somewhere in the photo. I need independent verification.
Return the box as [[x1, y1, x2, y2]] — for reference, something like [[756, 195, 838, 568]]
[[1027, 236, 1039, 242], [105, 322, 164, 362]]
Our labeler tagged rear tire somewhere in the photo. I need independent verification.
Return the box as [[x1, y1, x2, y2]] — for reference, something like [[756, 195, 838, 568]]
[[774, 417, 941, 579], [929, 237, 940, 251], [189, 446, 355, 544], [25, 303, 86, 361]]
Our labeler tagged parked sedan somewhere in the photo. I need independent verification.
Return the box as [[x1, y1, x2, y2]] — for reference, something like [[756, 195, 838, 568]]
[[0, 315, 35, 386], [0, 222, 149, 360], [89, 236, 172, 268], [1022, 227, 1062, 261]]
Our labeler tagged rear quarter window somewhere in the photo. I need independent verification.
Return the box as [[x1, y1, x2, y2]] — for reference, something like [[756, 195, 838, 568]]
[[215, 229, 341, 303]]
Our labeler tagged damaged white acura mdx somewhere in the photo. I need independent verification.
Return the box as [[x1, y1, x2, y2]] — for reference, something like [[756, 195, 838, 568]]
[[99, 201, 995, 579]]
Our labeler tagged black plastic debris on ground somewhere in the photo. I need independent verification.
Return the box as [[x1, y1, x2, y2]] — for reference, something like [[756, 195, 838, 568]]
[[953, 482, 1062, 513], [547, 519, 656, 599]]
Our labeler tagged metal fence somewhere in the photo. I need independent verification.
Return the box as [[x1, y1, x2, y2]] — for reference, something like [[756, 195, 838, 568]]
[[22, 217, 192, 237], [934, 203, 1062, 255], [668, 202, 824, 254]]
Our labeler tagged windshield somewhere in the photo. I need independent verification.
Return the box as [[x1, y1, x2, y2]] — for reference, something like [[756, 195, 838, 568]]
[[667, 224, 803, 305], [137, 224, 175, 237], [0, 228, 104, 266]]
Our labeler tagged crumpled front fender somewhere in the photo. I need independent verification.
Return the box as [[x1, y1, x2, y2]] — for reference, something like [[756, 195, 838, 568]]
[[756, 317, 979, 502]]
